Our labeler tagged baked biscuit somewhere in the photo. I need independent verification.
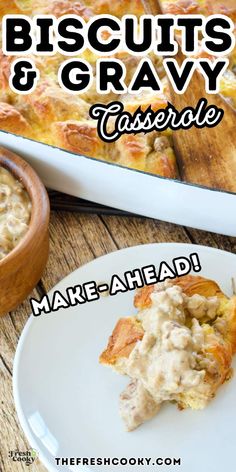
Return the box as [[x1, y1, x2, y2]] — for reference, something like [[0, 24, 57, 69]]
[[0, 102, 32, 136], [91, 0, 144, 17], [0, 1, 31, 16], [100, 317, 144, 366], [53, 120, 105, 157], [163, 0, 201, 14], [18, 82, 90, 124], [32, 0, 93, 18]]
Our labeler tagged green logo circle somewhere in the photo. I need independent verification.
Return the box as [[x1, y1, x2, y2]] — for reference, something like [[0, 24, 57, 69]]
[[30, 449, 37, 458]]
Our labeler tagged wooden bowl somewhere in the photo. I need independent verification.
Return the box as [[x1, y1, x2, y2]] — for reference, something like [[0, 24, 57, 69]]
[[0, 147, 50, 316]]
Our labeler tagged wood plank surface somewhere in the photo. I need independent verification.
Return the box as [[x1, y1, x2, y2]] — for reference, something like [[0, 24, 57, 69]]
[[0, 209, 235, 472]]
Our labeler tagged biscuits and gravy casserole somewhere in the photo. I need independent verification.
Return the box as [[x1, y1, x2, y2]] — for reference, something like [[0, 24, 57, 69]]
[[100, 275, 236, 431], [0, 0, 235, 178]]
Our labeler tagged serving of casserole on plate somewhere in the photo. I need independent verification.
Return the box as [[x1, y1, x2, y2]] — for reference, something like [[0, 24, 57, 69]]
[[0, 0, 235, 180], [100, 274, 236, 431]]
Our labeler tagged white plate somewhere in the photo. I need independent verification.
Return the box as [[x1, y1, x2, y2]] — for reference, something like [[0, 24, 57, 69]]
[[1, 131, 236, 236], [13, 243, 236, 472]]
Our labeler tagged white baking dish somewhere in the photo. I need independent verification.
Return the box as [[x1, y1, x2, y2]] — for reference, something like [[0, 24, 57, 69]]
[[0, 130, 236, 236]]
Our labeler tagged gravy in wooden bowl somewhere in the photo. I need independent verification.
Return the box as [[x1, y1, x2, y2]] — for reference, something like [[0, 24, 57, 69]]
[[0, 166, 31, 260]]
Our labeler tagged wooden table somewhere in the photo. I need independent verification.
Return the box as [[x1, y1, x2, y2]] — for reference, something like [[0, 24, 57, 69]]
[[1, 208, 236, 471]]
